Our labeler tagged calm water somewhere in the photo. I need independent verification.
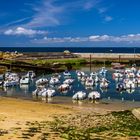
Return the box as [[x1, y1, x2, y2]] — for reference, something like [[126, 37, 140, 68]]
[[0, 47, 139, 53], [0, 66, 140, 103]]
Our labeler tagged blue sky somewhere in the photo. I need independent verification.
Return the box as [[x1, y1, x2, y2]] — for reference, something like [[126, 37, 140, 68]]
[[0, 0, 140, 47]]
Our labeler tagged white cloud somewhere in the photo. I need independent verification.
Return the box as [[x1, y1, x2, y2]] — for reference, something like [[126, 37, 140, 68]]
[[98, 7, 107, 14], [4, 27, 47, 36], [83, 0, 99, 10], [24, 0, 65, 28], [104, 16, 113, 22], [32, 34, 140, 44]]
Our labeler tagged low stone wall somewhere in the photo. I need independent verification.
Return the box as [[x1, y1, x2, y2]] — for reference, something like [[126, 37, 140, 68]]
[[75, 53, 140, 59]]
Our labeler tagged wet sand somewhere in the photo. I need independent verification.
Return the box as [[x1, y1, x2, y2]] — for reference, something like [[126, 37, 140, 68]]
[[0, 97, 139, 139]]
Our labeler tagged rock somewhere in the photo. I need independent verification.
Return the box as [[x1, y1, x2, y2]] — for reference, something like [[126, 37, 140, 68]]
[[132, 108, 140, 120]]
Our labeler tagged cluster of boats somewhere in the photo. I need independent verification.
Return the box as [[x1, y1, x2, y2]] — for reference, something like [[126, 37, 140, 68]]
[[0, 65, 139, 101], [113, 66, 140, 92], [0, 70, 35, 87], [32, 69, 108, 100]]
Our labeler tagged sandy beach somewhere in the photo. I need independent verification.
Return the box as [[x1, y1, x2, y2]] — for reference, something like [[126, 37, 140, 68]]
[[0, 97, 140, 139]]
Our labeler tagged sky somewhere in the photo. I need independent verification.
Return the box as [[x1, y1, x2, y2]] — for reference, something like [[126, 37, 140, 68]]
[[0, 0, 140, 47]]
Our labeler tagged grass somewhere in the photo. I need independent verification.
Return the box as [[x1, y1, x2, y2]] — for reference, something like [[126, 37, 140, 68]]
[[49, 110, 140, 139]]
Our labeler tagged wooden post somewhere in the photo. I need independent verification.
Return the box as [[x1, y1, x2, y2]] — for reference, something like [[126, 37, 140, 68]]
[[119, 55, 121, 63], [90, 54, 92, 72]]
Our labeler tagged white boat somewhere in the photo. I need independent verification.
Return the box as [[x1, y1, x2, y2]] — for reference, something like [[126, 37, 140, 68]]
[[72, 91, 86, 100], [58, 83, 69, 91], [88, 91, 101, 100], [63, 79, 74, 85], [124, 80, 135, 89], [80, 76, 87, 82], [3, 80, 19, 87], [125, 68, 132, 74], [53, 73, 61, 79], [136, 71, 140, 78], [100, 80, 109, 88], [49, 77, 60, 85], [5, 73, 19, 81], [126, 72, 135, 78], [4, 70, 12, 79], [116, 83, 126, 91], [113, 72, 123, 78], [63, 71, 71, 77], [0, 74, 4, 80], [85, 77, 94, 87], [20, 76, 30, 84], [36, 78, 48, 86], [134, 78, 140, 84], [32, 87, 47, 96], [42, 88, 56, 98], [99, 67, 108, 75], [90, 72, 97, 77], [26, 71, 36, 78], [76, 71, 85, 77], [131, 66, 137, 73], [94, 76, 99, 83]]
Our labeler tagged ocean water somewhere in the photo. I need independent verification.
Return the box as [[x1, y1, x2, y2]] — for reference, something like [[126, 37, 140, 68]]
[[0, 47, 139, 53]]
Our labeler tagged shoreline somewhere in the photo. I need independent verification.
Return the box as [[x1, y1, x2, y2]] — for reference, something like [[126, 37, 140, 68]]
[[0, 97, 139, 139]]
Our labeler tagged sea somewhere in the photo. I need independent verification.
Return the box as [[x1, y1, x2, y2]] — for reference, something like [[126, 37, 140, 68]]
[[0, 47, 139, 53]]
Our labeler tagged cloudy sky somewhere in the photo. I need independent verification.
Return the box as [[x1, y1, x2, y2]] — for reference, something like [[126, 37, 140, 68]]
[[0, 0, 140, 47]]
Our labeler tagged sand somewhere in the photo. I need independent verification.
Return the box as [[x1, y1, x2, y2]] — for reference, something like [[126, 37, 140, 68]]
[[0, 97, 139, 139]]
